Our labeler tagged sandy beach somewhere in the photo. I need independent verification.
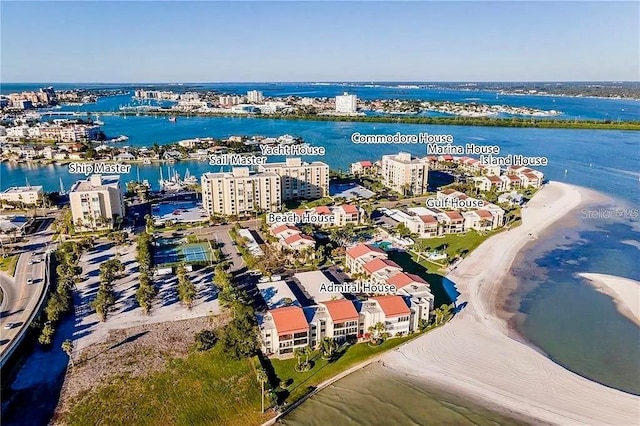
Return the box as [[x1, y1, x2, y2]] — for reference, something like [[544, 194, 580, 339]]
[[579, 273, 640, 326], [383, 182, 640, 425]]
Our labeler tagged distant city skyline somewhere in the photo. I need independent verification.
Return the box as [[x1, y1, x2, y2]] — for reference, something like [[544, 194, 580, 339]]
[[1, 1, 638, 83]]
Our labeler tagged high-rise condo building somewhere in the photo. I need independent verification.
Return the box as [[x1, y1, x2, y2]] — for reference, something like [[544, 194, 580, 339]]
[[380, 152, 429, 195], [201, 167, 281, 217], [258, 158, 329, 201], [335, 92, 358, 113], [247, 90, 264, 103], [69, 175, 125, 230]]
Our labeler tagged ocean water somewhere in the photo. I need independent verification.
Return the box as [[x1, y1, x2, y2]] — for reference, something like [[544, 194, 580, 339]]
[[507, 212, 640, 396], [279, 365, 529, 426]]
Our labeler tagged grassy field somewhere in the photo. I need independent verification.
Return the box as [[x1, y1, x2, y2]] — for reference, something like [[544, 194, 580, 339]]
[[0, 254, 19, 276], [268, 334, 419, 406], [415, 229, 504, 260], [65, 346, 271, 426]]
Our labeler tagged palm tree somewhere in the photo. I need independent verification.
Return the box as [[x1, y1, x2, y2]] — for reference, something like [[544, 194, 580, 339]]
[[293, 347, 305, 370], [256, 368, 268, 413], [319, 337, 337, 359], [302, 345, 312, 365], [62, 339, 74, 367]]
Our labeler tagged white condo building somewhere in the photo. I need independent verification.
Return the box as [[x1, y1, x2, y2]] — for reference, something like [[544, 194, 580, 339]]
[[69, 175, 125, 230], [258, 157, 329, 201], [201, 167, 281, 217], [380, 152, 429, 195], [247, 90, 264, 103], [335, 92, 358, 113], [0, 185, 44, 206]]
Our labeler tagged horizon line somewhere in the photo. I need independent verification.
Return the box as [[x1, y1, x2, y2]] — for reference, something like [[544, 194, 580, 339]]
[[3, 80, 639, 85]]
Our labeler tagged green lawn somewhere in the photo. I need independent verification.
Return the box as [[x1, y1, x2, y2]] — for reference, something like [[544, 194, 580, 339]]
[[65, 346, 271, 426], [283, 197, 334, 210], [0, 254, 19, 276], [268, 334, 420, 405], [415, 229, 504, 260]]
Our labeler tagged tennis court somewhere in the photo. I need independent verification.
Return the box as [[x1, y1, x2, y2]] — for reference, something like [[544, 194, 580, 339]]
[[154, 241, 213, 266]]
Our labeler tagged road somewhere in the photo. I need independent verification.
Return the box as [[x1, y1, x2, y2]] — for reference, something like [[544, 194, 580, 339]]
[[0, 219, 55, 361]]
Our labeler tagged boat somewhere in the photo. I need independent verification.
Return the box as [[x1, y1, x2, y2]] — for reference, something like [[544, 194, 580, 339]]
[[159, 166, 186, 191], [183, 168, 198, 185], [169, 116, 177, 122]]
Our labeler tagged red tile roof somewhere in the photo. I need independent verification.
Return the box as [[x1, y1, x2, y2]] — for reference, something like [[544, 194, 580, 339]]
[[372, 295, 410, 317], [269, 306, 309, 336], [420, 215, 438, 224], [359, 161, 373, 167], [524, 173, 539, 180], [440, 189, 457, 195], [271, 224, 300, 236], [488, 176, 502, 183], [442, 155, 454, 161], [340, 204, 359, 215], [321, 299, 359, 322], [314, 206, 331, 215], [444, 211, 464, 220], [386, 272, 427, 288], [476, 210, 494, 219], [507, 175, 521, 182], [284, 233, 315, 245], [346, 244, 385, 260], [363, 258, 401, 274]]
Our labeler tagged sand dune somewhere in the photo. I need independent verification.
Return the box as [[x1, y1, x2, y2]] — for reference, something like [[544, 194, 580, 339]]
[[383, 182, 640, 425], [579, 273, 640, 326]]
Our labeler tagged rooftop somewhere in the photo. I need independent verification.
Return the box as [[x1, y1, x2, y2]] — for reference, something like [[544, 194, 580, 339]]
[[257, 280, 299, 310], [293, 270, 343, 303], [269, 306, 309, 336], [346, 243, 386, 260], [2, 185, 43, 194], [321, 299, 359, 322], [372, 295, 411, 317], [71, 174, 121, 192]]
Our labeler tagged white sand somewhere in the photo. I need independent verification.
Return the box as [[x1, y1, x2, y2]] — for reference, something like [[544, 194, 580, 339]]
[[579, 273, 640, 326], [383, 182, 640, 425]]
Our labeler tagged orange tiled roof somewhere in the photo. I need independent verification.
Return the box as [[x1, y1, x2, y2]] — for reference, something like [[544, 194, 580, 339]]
[[340, 204, 359, 215], [363, 258, 401, 274], [386, 272, 427, 288], [321, 299, 359, 322], [346, 244, 385, 260], [269, 306, 309, 336], [372, 295, 410, 317]]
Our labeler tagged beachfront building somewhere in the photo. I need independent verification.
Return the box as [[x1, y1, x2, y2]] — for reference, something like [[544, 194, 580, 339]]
[[335, 92, 357, 113], [345, 244, 388, 275], [380, 152, 429, 196], [201, 167, 281, 217], [259, 306, 310, 357], [308, 299, 360, 347], [69, 175, 125, 230], [358, 295, 412, 337], [390, 272, 435, 328], [258, 158, 329, 201], [507, 166, 544, 188], [362, 258, 403, 285], [0, 185, 44, 207]]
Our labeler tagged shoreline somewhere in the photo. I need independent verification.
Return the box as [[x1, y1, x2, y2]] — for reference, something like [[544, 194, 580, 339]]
[[578, 273, 640, 327], [382, 181, 640, 425]]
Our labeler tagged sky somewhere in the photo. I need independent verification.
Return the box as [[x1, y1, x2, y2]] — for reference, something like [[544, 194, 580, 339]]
[[1, 1, 638, 83]]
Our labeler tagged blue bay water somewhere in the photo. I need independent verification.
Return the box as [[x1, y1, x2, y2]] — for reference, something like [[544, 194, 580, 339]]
[[3, 82, 639, 121]]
